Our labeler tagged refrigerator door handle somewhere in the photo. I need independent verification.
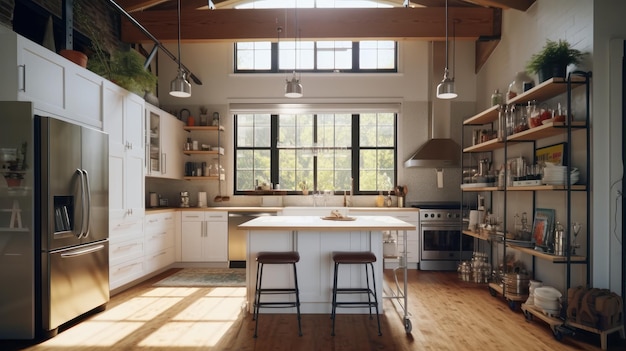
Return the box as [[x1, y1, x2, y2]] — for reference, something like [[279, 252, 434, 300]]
[[76, 169, 86, 238], [60, 244, 106, 258], [82, 169, 92, 238]]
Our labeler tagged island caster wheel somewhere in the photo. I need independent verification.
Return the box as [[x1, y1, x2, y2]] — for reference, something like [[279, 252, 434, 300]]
[[524, 311, 533, 322], [553, 329, 563, 341], [489, 287, 497, 297], [404, 319, 412, 333]]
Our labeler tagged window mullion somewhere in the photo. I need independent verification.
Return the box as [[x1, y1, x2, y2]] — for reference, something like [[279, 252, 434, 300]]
[[351, 114, 359, 195]]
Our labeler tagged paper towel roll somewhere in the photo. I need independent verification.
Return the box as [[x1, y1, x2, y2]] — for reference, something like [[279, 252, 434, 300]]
[[469, 210, 479, 230], [198, 192, 207, 207]]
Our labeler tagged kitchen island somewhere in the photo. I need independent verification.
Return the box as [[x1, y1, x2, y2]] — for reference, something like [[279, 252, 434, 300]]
[[239, 215, 415, 314]]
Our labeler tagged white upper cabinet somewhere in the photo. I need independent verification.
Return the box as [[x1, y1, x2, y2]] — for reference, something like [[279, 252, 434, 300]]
[[145, 104, 185, 179], [0, 31, 104, 129]]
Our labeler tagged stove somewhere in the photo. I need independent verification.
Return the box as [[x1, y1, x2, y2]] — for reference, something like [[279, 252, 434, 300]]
[[410, 202, 473, 270]]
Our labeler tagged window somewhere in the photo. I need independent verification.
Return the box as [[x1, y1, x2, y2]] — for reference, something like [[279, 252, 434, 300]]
[[236, 40, 397, 73], [234, 111, 396, 194]]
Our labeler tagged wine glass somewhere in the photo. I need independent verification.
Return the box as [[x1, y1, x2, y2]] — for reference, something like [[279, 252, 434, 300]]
[[571, 222, 582, 255]]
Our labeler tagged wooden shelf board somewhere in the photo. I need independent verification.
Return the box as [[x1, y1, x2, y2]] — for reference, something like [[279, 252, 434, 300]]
[[464, 105, 500, 125], [183, 125, 224, 132], [507, 76, 586, 105], [507, 244, 586, 262], [461, 186, 499, 192], [183, 176, 221, 181], [506, 184, 586, 191], [463, 138, 507, 152], [488, 282, 527, 301], [463, 230, 490, 241], [507, 121, 586, 141], [183, 150, 224, 155]]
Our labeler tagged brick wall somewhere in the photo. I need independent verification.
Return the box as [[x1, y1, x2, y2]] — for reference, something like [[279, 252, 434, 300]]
[[0, 0, 124, 53]]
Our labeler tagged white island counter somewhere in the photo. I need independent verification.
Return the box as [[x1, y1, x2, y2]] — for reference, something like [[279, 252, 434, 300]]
[[239, 215, 415, 314]]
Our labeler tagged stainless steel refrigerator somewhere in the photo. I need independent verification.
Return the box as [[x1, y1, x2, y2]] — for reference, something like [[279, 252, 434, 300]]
[[0, 102, 109, 339]]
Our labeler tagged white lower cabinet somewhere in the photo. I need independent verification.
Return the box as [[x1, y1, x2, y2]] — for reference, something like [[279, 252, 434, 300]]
[[144, 211, 176, 273], [181, 211, 228, 262]]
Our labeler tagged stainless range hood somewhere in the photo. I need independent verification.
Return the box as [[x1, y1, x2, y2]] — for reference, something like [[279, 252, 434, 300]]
[[404, 41, 461, 168]]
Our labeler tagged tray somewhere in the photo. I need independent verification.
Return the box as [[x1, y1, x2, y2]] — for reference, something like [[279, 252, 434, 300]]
[[321, 216, 356, 221]]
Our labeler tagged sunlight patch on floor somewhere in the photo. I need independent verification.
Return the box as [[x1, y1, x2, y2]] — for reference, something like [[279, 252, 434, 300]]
[[37, 321, 143, 347], [141, 286, 201, 297], [174, 294, 245, 321], [206, 287, 246, 297], [91, 296, 183, 321], [138, 321, 234, 347]]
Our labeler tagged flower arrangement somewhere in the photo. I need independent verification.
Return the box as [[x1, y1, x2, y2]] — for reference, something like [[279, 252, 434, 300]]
[[298, 181, 309, 195]]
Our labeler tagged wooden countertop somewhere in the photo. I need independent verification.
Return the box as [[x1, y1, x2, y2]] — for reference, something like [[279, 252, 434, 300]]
[[239, 215, 416, 231]]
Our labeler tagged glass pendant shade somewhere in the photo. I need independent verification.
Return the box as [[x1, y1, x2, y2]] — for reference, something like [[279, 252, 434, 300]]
[[436, 69, 457, 99], [285, 73, 303, 98], [170, 69, 191, 98]]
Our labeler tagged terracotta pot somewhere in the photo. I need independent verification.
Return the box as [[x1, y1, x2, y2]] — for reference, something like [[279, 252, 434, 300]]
[[5, 177, 22, 187], [59, 50, 88, 68]]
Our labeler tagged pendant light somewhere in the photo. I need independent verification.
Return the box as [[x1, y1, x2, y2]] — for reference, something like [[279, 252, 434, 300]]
[[436, 0, 457, 99], [170, 0, 191, 98], [285, 3, 302, 98]]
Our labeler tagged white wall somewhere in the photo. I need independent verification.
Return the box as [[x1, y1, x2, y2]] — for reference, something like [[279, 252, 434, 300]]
[[155, 38, 477, 207]]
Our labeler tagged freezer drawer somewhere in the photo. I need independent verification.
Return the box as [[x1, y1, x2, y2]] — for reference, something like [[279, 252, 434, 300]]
[[44, 240, 109, 331]]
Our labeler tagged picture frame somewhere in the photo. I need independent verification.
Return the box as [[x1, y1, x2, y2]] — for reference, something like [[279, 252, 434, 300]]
[[532, 208, 555, 248], [535, 142, 567, 166]]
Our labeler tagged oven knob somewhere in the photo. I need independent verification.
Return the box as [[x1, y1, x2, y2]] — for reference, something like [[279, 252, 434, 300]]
[[436, 213, 441, 218], [430, 213, 435, 218], [446, 213, 452, 218]]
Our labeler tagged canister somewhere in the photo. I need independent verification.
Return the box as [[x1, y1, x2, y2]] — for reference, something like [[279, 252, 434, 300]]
[[149, 192, 158, 207]]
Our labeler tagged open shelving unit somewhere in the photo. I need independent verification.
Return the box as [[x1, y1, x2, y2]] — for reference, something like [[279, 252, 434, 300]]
[[461, 72, 592, 322]]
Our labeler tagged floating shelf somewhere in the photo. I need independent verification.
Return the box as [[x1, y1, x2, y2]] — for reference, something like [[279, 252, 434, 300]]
[[183, 175, 224, 181], [506, 244, 586, 262], [462, 230, 490, 241], [183, 150, 224, 156], [183, 125, 224, 132]]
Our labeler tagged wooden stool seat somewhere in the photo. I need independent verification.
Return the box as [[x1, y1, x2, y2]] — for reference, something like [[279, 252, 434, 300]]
[[257, 251, 300, 264], [332, 251, 376, 264]]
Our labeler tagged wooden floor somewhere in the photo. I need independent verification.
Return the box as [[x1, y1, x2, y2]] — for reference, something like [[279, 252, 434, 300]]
[[2, 269, 625, 351]]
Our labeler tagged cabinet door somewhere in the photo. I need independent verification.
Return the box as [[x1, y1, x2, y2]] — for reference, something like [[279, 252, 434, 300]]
[[17, 37, 66, 116], [146, 106, 161, 175], [124, 93, 145, 160], [205, 221, 228, 262], [181, 221, 204, 262], [103, 82, 125, 158], [161, 112, 185, 179], [66, 68, 103, 129]]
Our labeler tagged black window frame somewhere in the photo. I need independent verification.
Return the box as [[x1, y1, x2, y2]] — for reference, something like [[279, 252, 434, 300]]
[[234, 41, 398, 73], [233, 113, 397, 195]]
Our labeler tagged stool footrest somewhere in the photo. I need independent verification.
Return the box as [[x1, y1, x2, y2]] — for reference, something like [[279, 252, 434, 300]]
[[257, 288, 299, 293], [335, 288, 374, 294], [256, 302, 299, 307]]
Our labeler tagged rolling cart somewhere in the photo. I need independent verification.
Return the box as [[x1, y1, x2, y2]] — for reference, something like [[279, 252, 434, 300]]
[[382, 229, 412, 333]]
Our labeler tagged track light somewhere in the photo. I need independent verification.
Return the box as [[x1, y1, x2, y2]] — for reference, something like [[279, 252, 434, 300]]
[[169, 0, 191, 98], [436, 0, 457, 100]]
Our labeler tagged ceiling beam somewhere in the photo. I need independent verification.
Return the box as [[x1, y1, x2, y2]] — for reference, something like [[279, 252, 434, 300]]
[[462, 0, 535, 11], [115, 0, 169, 13], [120, 7, 498, 43]]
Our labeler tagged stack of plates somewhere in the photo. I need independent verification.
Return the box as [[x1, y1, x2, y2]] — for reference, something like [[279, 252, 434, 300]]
[[542, 166, 579, 185], [534, 286, 562, 316]]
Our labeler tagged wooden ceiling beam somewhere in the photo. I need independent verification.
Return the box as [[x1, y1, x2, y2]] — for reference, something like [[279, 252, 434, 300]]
[[461, 0, 535, 11], [115, 0, 169, 13], [120, 7, 498, 43]]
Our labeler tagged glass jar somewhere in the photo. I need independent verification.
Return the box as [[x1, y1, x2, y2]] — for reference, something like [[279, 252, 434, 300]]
[[507, 71, 534, 102], [491, 89, 503, 106]]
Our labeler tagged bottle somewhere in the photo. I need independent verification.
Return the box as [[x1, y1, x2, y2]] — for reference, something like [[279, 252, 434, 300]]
[[386, 191, 392, 207], [187, 115, 195, 126], [491, 89, 503, 106], [376, 191, 385, 207]]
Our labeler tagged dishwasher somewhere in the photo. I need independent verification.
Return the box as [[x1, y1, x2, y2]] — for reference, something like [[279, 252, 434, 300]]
[[228, 212, 277, 268]]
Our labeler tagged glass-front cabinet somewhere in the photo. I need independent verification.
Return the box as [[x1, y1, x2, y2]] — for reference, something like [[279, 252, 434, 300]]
[[148, 109, 161, 175]]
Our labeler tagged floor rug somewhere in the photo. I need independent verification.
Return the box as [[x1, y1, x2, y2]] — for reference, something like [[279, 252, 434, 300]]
[[153, 268, 246, 287]]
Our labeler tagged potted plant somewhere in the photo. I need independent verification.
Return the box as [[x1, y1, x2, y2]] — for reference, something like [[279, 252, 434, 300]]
[[88, 49, 157, 96], [526, 39, 584, 82]]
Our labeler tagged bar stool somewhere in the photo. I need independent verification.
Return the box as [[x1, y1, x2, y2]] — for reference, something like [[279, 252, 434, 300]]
[[253, 251, 302, 338], [330, 251, 382, 336]]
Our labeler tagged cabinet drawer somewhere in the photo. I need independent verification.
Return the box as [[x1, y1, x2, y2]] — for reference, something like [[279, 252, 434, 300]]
[[145, 229, 175, 254], [145, 212, 175, 233], [181, 211, 206, 221], [110, 215, 144, 241], [109, 237, 144, 266], [110, 256, 144, 290], [145, 247, 175, 273], [205, 211, 228, 221]]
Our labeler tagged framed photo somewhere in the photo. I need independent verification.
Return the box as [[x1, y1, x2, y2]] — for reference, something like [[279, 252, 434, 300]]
[[535, 142, 567, 166], [532, 208, 555, 247]]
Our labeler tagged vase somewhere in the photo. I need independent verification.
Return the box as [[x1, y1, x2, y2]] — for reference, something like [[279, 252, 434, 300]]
[[302, 190, 309, 195], [144, 91, 159, 106]]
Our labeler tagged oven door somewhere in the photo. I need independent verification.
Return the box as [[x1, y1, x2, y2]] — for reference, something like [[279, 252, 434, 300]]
[[420, 224, 473, 261]]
